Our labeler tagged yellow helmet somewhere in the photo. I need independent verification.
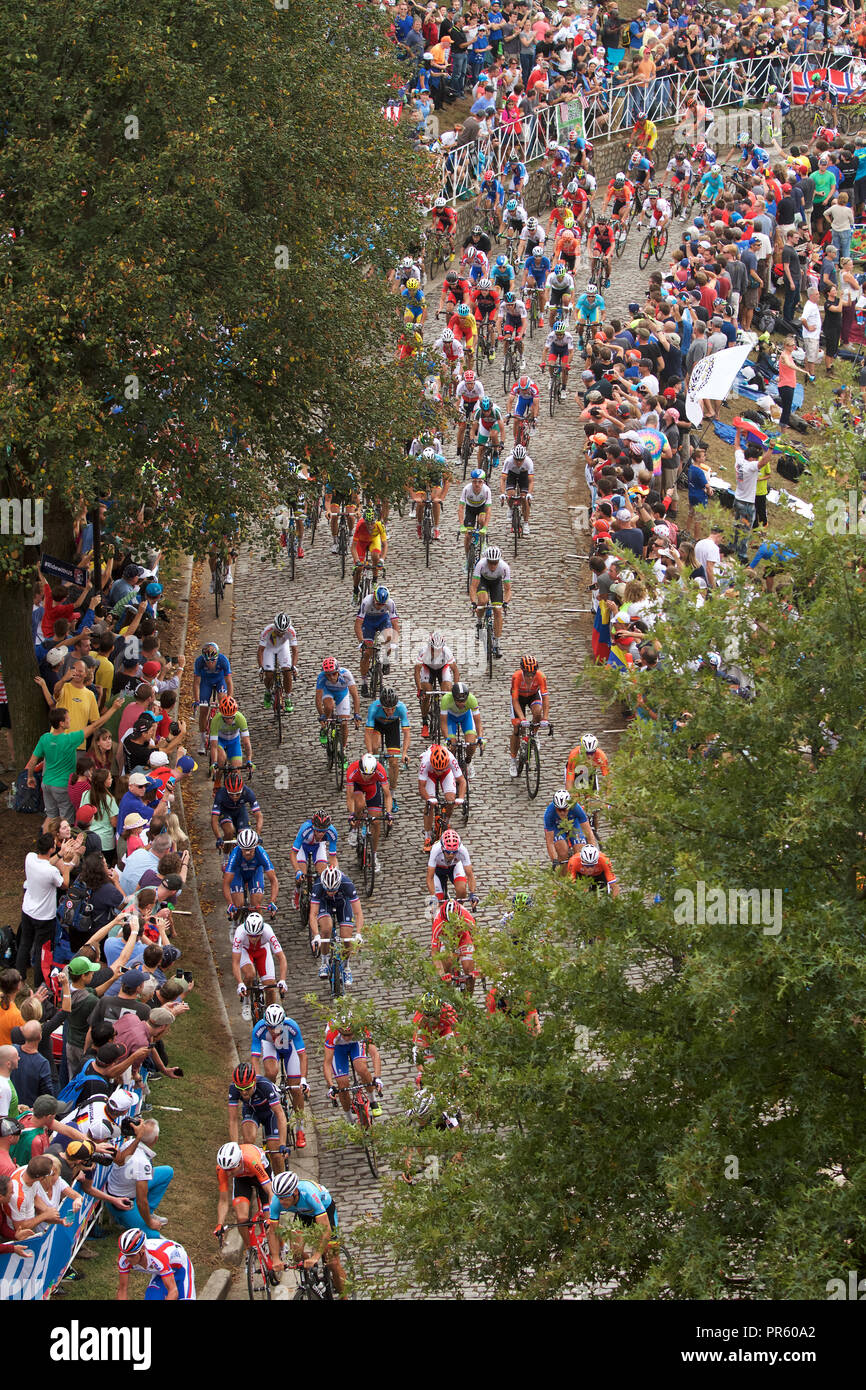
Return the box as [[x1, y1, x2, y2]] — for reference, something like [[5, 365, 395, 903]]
[[406, 277, 420, 291]]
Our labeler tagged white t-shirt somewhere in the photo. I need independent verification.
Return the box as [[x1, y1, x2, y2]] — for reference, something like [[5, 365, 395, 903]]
[[0, 1076, 14, 1118], [107, 1141, 155, 1200], [800, 299, 822, 342], [22, 853, 63, 921], [734, 449, 759, 505], [694, 537, 721, 575], [7, 1168, 37, 1221]]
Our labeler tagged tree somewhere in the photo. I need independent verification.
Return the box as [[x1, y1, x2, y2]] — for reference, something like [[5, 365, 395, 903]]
[[360, 470, 866, 1299], [0, 0, 434, 754]]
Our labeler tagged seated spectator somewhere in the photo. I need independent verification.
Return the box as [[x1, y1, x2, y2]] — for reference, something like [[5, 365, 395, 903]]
[[0, 1173, 39, 1249], [107, 1118, 173, 1236], [119, 829, 174, 896], [112, 1007, 182, 1086]]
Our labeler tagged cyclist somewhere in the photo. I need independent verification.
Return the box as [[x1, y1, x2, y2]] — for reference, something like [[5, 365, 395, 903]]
[[663, 150, 693, 207], [586, 215, 614, 289], [508, 373, 540, 443], [193, 642, 233, 756], [544, 140, 571, 191], [644, 186, 672, 236], [224, 831, 280, 922], [548, 194, 574, 238], [629, 150, 654, 223], [440, 681, 484, 776], [469, 544, 511, 658], [603, 170, 634, 228], [543, 787, 596, 866], [634, 114, 658, 156], [414, 630, 459, 739], [460, 244, 490, 286], [475, 168, 506, 219], [276, 459, 311, 560], [290, 810, 338, 905], [325, 470, 360, 554], [430, 196, 458, 260], [266, 1170, 347, 1298], [230, 907, 287, 1011], [470, 277, 501, 353], [455, 367, 486, 459], [496, 290, 528, 362], [208, 693, 253, 781], [418, 744, 466, 850], [517, 213, 546, 263], [505, 157, 528, 199], [412, 993, 459, 1084], [432, 325, 465, 388], [471, 394, 505, 474], [350, 505, 388, 602], [567, 842, 619, 897], [698, 163, 724, 210], [309, 864, 364, 985], [565, 732, 610, 789], [211, 770, 262, 848], [431, 896, 477, 991], [345, 751, 392, 874], [410, 443, 451, 542], [401, 275, 427, 327], [575, 281, 606, 345], [315, 657, 361, 769], [491, 252, 516, 295], [521, 242, 552, 318], [116, 1228, 196, 1301], [500, 442, 534, 535], [323, 1013, 382, 1121], [448, 301, 478, 360], [251, 1005, 309, 1150], [427, 826, 477, 906], [503, 196, 529, 251], [228, 1061, 289, 1174], [437, 267, 472, 319], [257, 613, 298, 714], [214, 1140, 274, 1254], [365, 687, 411, 810], [458, 469, 492, 557], [690, 141, 716, 177], [540, 321, 574, 393], [393, 253, 423, 291], [509, 655, 550, 778], [547, 260, 575, 327], [355, 584, 399, 696]]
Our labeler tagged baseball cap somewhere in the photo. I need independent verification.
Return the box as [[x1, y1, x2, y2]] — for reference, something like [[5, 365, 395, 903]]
[[107, 1088, 136, 1115], [127, 773, 149, 789], [33, 1095, 70, 1118], [0, 1118, 21, 1139], [142, 660, 161, 678], [176, 755, 198, 775], [68, 956, 95, 977], [121, 970, 147, 991], [75, 805, 98, 825], [149, 751, 170, 767], [45, 646, 69, 668]]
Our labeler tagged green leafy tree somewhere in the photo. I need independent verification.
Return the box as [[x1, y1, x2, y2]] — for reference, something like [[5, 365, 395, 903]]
[[0, 0, 433, 753], [360, 469, 866, 1299]]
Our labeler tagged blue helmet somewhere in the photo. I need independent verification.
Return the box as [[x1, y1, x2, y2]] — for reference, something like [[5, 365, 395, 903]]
[[470, 469, 484, 480], [375, 585, 390, 605], [496, 254, 507, 267]]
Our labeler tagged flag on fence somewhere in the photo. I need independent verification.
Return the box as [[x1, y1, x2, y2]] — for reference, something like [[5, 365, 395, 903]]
[[685, 343, 752, 426], [383, 102, 403, 122], [791, 68, 858, 104]]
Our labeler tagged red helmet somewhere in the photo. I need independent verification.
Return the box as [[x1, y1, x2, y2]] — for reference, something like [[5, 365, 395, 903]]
[[224, 772, 244, 795], [233, 1063, 256, 1089], [441, 829, 461, 853], [218, 694, 238, 718], [518, 374, 529, 388], [322, 657, 338, 676]]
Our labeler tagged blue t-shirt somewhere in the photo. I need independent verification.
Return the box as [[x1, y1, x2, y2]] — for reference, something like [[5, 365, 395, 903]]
[[543, 801, 589, 835], [269, 1179, 334, 1222], [748, 541, 797, 569], [116, 791, 156, 840], [251, 1016, 305, 1056], [687, 464, 710, 507], [366, 699, 409, 729], [854, 147, 866, 182], [293, 819, 339, 855], [226, 845, 274, 878]]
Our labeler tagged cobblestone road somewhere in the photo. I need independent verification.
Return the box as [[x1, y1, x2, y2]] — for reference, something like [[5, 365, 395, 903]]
[[217, 224, 650, 1296]]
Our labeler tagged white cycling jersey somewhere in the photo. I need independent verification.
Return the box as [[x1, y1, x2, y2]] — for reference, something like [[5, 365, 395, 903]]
[[501, 453, 535, 475], [419, 748, 462, 782], [416, 641, 455, 671]]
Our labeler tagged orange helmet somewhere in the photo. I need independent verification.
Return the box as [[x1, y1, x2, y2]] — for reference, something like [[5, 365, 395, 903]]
[[219, 695, 238, 718], [429, 744, 450, 773], [520, 656, 538, 677]]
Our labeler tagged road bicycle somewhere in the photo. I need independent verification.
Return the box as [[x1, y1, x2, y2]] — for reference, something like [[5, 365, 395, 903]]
[[501, 334, 524, 394], [281, 505, 300, 581], [547, 358, 564, 418], [212, 552, 226, 619], [476, 315, 496, 371], [321, 714, 347, 791], [420, 486, 434, 568], [364, 630, 390, 702], [638, 223, 668, 270], [504, 487, 526, 557], [275, 1058, 301, 1150], [460, 420, 475, 479], [351, 807, 389, 898], [479, 439, 499, 484], [514, 717, 552, 800], [216, 1209, 277, 1302], [260, 668, 289, 748], [430, 782, 460, 846], [509, 412, 537, 450], [480, 202, 501, 246], [444, 724, 479, 826], [569, 762, 604, 844], [331, 1059, 379, 1178], [462, 522, 487, 595], [336, 505, 351, 580], [288, 1237, 357, 1301], [297, 855, 316, 929], [525, 285, 542, 340], [426, 229, 452, 281], [613, 216, 630, 259], [473, 597, 499, 681], [421, 685, 442, 744], [589, 253, 607, 286]]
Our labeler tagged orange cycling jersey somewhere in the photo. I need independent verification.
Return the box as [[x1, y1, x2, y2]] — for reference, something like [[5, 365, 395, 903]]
[[607, 179, 634, 202], [567, 850, 617, 885], [565, 745, 610, 783], [216, 1143, 271, 1192], [554, 231, 579, 256], [511, 670, 548, 704]]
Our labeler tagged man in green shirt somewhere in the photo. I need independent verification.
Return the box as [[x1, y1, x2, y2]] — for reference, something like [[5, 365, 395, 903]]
[[62, 957, 100, 1081], [25, 699, 125, 822], [811, 155, 838, 235]]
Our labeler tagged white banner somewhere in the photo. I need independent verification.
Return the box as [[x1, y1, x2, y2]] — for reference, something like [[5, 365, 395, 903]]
[[685, 342, 752, 426]]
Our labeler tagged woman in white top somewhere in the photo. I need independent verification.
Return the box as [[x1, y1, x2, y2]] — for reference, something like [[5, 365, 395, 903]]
[[838, 256, 861, 344]]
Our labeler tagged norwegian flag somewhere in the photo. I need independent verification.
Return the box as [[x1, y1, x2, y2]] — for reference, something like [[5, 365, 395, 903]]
[[382, 102, 403, 122], [792, 67, 858, 104]]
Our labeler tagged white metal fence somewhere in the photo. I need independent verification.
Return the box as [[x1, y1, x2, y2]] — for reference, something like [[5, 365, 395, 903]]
[[435, 48, 857, 204]]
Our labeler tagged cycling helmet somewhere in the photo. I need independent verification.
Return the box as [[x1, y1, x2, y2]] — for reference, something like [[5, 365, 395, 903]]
[[567, 178, 580, 194], [480, 396, 493, 410], [224, 771, 244, 795], [322, 656, 338, 675], [452, 682, 469, 703], [233, 1063, 256, 1089], [422, 447, 436, 461], [312, 809, 331, 830], [441, 328, 454, 343], [218, 694, 238, 718], [506, 199, 518, 212], [406, 278, 420, 291], [265, 1004, 285, 1028], [531, 245, 544, 257], [504, 291, 516, 303], [217, 1142, 242, 1170], [400, 256, 412, 269], [478, 277, 492, 291], [484, 545, 501, 563], [457, 303, 470, 317], [434, 196, 447, 209], [273, 612, 291, 632], [556, 196, 567, 208], [243, 912, 265, 936], [119, 1229, 147, 1255], [562, 209, 576, 226], [272, 1171, 299, 1199], [527, 217, 538, 230], [553, 263, 566, 276], [465, 246, 477, 261], [695, 141, 706, 154], [512, 891, 532, 908], [614, 172, 626, 185], [201, 642, 220, 658], [472, 224, 483, 235], [441, 829, 461, 853], [547, 141, 559, 154], [553, 788, 570, 810], [520, 655, 538, 677], [647, 188, 660, 199], [430, 630, 445, 649], [375, 584, 390, 604], [586, 283, 598, 296], [496, 254, 507, 267], [553, 321, 566, 335], [512, 444, 527, 461], [580, 845, 600, 868], [445, 270, 458, 284], [237, 828, 259, 851], [483, 171, 494, 183], [360, 753, 378, 776], [444, 898, 464, 919], [464, 369, 476, 384], [518, 374, 529, 388], [470, 469, 484, 481], [629, 151, 640, 166], [429, 744, 450, 773], [320, 866, 342, 893], [711, 164, 721, 175], [411, 1089, 436, 1119], [581, 733, 598, 754], [381, 688, 398, 706]]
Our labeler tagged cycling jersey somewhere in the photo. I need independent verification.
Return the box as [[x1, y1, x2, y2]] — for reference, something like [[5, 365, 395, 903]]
[[501, 451, 535, 476], [460, 482, 492, 509], [293, 819, 338, 855], [498, 301, 527, 326], [251, 1015, 305, 1058], [228, 1076, 282, 1112], [418, 747, 462, 783], [432, 207, 457, 234], [567, 850, 617, 886], [212, 786, 260, 821], [346, 758, 388, 797], [646, 198, 671, 222], [472, 289, 500, 320], [226, 845, 274, 880], [358, 594, 398, 624], [366, 698, 409, 740], [575, 294, 605, 323], [310, 873, 359, 918], [637, 120, 657, 150], [216, 1142, 271, 1192], [416, 640, 455, 671], [481, 178, 506, 206], [473, 558, 511, 585], [510, 379, 539, 404], [524, 254, 552, 283], [209, 712, 249, 746], [666, 158, 693, 181], [431, 902, 475, 954], [565, 745, 610, 782], [258, 622, 297, 650], [699, 170, 724, 200], [511, 669, 548, 706], [455, 381, 485, 408], [231, 921, 280, 956], [316, 666, 355, 698], [543, 799, 590, 838], [269, 1179, 335, 1222], [544, 330, 574, 354], [117, 1238, 195, 1299], [194, 653, 232, 687], [428, 840, 471, 871], [352, 519, 387, 552]]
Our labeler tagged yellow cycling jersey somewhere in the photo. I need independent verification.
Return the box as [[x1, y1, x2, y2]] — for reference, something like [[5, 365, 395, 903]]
[[642, 120, 658, 151]]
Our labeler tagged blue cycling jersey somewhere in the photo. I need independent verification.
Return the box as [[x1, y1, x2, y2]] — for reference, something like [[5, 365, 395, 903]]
[[543, 801, 589, 835], [269, 1179, 335, 1221], [292, 819, 339, 855], [225, 845, 274, 878], [194, 653, 232, 683], [251, 1016, 305, 1055], [315, 667, 354, 697], [310, 874, 358, 918], [366, 698, 410, 728]]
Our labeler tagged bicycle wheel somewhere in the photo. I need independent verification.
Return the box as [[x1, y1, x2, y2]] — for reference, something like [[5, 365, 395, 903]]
[[288, 534, 296, 582], [614, 226, 626, 259], [424, 511, 432, 569], [246, 1243, 271, 1301], [486, 621, 494, 681], [357, 1104, 379, 1179], [502, 346, 512, 395], [325, 725, 335, 772], [549, 371, 557, 419], [461, 771, 470, 826], [330, 955, 345, 999], [334, 739, 345, 792], [512, 504, 521, 558], [300, 883, 311, 929], [638, 234, 652, 271], [363, 832, 375, 897], [339, 530, 347, 580], [274, 691, 283, 748], [528, 297, 536, 340], [338, 1241, 357, 1300], [525, 735, 541, 799], [250, 988, 265, 1026], [654, 227, 668, 261], [214, 566, 223, 620], [370, 654, 381, 701], [461, 427, 473, 479]]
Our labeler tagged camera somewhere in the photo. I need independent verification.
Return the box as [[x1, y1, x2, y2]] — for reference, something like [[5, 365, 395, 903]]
[[119, 1117, 138, 1139], [169, 720, 180, 736]]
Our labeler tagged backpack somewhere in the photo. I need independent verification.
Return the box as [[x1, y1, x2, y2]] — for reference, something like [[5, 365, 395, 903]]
[[56, 1058, 101, 1108], [55, 878, 94, 962], [776, 452, 807, 482], [14, 769, 43, 815], [0, 926, 16, 969]]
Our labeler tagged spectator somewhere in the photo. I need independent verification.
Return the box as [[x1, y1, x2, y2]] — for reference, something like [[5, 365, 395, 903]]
[[14, 1022, 53, 1105], [781, 229, 802, 323], [112, 1006, 182, 1085], [57, 1043, 133, 1106], [0, 972, 26, 1049], [823, 282, 843, 374], [119, 829, 174, 896], [0, 1047, 19, 1119], [694, 523, 727, 591], [24, 697, 121, 826], [37, 662, 101, 751], [107, 1118, 173, 1236], [800, 285, 823, 373], [839, 257, 861, 345], [80, 767, 120, 865], [17, 832, 78, 985], [61, 957, 102, 1080], [827, 191, 854, 262], [116, 771, 170, 849]]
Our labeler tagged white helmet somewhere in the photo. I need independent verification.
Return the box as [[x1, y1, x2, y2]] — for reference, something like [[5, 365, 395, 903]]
[[580, 845, 600, 868], [441, 328, 454, 343], [217, 1142, 242, 1170], [434, 196, 447, 209], [581, 733, 598, 754], [320, 865, 342, 893], [360, 753, 378, 776], [430, 630, 445, 649], [586, 282, 598, 296], [484, 545, 501, 564], [553, 789, 570, 810], [243, 912, 265, 937], [237, 828, 259, 851], [272, 1170, 299, 1199], [264, 1004, 285, 1027]]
